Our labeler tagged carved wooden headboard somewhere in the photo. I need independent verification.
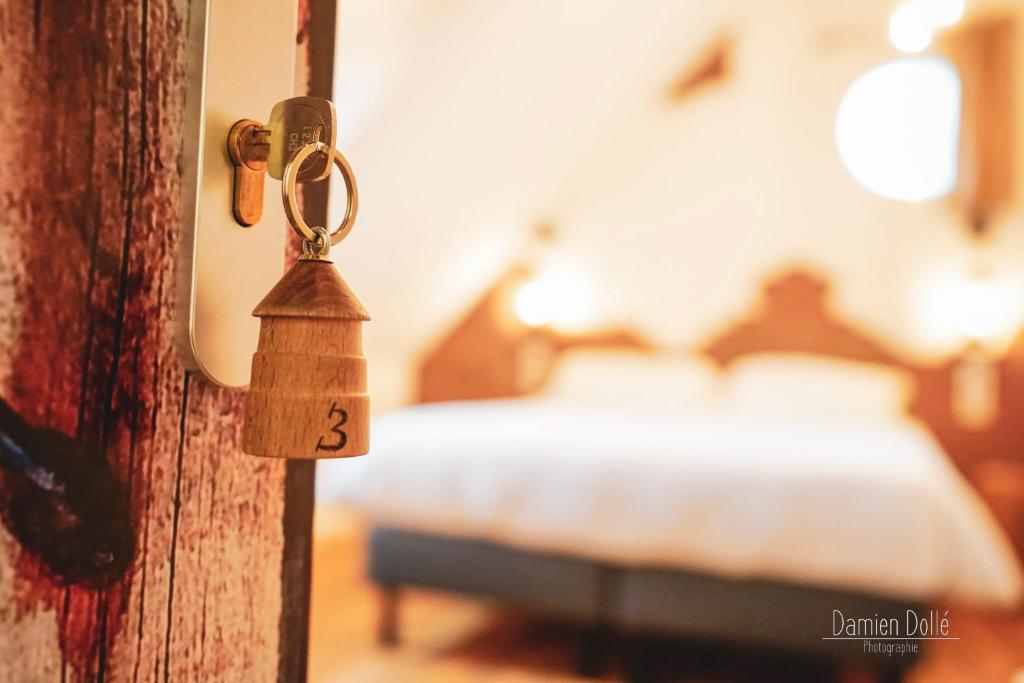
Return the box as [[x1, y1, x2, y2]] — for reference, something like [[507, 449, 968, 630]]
[[695, 269, 971, 463], [418, 267, 1019, 467], [699, 270, 907, 368]]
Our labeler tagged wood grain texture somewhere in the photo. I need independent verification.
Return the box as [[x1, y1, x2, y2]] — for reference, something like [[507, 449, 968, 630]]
[[245, 262, 370, 459], [253, 260, 370, 320], [0, 1, 316, 680]]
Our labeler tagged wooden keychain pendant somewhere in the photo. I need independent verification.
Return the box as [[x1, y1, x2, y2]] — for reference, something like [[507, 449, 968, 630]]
[[242, 142, 370, 459]]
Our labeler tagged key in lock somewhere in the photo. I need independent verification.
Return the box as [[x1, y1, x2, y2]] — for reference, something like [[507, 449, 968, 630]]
[[227, 96, 337, 226]]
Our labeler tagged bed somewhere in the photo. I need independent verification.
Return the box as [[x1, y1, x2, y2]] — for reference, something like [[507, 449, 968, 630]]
[[317, 270, 1024, 680]]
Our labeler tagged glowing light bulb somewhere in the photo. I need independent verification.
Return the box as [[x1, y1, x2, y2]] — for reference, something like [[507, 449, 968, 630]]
[[916, 268, 1024, 349], [514, 281, 550, 327], [513, 263, 596, 330], [889, 1, 934, 53], [954, 275, 1014, 342]]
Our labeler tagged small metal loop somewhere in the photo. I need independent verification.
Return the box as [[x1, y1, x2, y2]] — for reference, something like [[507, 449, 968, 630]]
[[281, 141, 359, 246], [300, 226, 331, 261]]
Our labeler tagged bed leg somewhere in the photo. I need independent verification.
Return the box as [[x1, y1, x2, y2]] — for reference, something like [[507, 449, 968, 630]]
[[576, 624, 611, 678], [623, 635, 660, 683], [377, 584, 401, 648]]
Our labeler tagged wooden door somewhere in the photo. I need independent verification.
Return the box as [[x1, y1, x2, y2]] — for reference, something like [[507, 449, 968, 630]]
[[0, 1, 335, 680]]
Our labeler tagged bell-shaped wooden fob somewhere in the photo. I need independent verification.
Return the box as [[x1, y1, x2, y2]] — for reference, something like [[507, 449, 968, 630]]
[[243, 259, 370, 458]]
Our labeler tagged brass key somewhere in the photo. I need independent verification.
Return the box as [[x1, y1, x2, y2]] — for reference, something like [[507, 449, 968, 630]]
[[226, 96, 337, 226]]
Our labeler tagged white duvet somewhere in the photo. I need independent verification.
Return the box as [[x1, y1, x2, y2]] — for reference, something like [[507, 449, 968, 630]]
[[320, 399, 1023, 607]]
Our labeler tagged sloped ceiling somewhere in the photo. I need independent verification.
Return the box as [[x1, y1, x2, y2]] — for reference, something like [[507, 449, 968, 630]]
[[332, 0, 736, 353]]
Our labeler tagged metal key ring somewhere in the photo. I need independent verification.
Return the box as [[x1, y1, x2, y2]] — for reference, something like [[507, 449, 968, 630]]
[[281, 141, 359, 246]]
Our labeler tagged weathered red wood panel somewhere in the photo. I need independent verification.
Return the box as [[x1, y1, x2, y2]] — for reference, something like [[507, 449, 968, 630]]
[[0, 1, 321, 680]]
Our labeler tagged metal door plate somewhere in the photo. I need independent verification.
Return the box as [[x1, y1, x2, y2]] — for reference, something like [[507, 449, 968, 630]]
[[176, 0, 299, 387]]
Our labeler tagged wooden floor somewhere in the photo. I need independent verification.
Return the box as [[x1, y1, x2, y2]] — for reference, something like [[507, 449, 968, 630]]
[[310, 508, 1024, 683]]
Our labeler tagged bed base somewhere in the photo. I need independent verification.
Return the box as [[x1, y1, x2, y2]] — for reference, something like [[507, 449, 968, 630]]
[[369, 526, 920, 682]]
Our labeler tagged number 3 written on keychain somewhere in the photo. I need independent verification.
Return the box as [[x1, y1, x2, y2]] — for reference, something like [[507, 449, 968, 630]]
[[316, 403, 348, 452]]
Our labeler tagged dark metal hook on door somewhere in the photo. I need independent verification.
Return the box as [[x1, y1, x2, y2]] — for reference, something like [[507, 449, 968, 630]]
[[0, 398, 134, 587]]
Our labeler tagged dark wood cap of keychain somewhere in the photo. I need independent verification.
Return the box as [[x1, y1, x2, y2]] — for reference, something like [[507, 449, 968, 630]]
[[242, 141, 371, 459]]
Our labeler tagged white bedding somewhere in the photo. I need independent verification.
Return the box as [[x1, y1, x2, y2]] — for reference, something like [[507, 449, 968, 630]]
[[320, 399, 1023, 607]]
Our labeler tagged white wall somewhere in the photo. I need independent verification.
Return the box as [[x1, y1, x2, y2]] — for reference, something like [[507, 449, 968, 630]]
[[330, 0, 1024, 409]]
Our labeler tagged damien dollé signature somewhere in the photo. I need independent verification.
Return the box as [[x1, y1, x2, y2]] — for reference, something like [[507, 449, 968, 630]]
[[823, 609, 958, 640]]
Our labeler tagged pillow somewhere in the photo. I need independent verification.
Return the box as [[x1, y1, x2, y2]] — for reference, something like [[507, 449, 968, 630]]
[[721, 353, 913, 421], [542, 349, 720, 411]]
